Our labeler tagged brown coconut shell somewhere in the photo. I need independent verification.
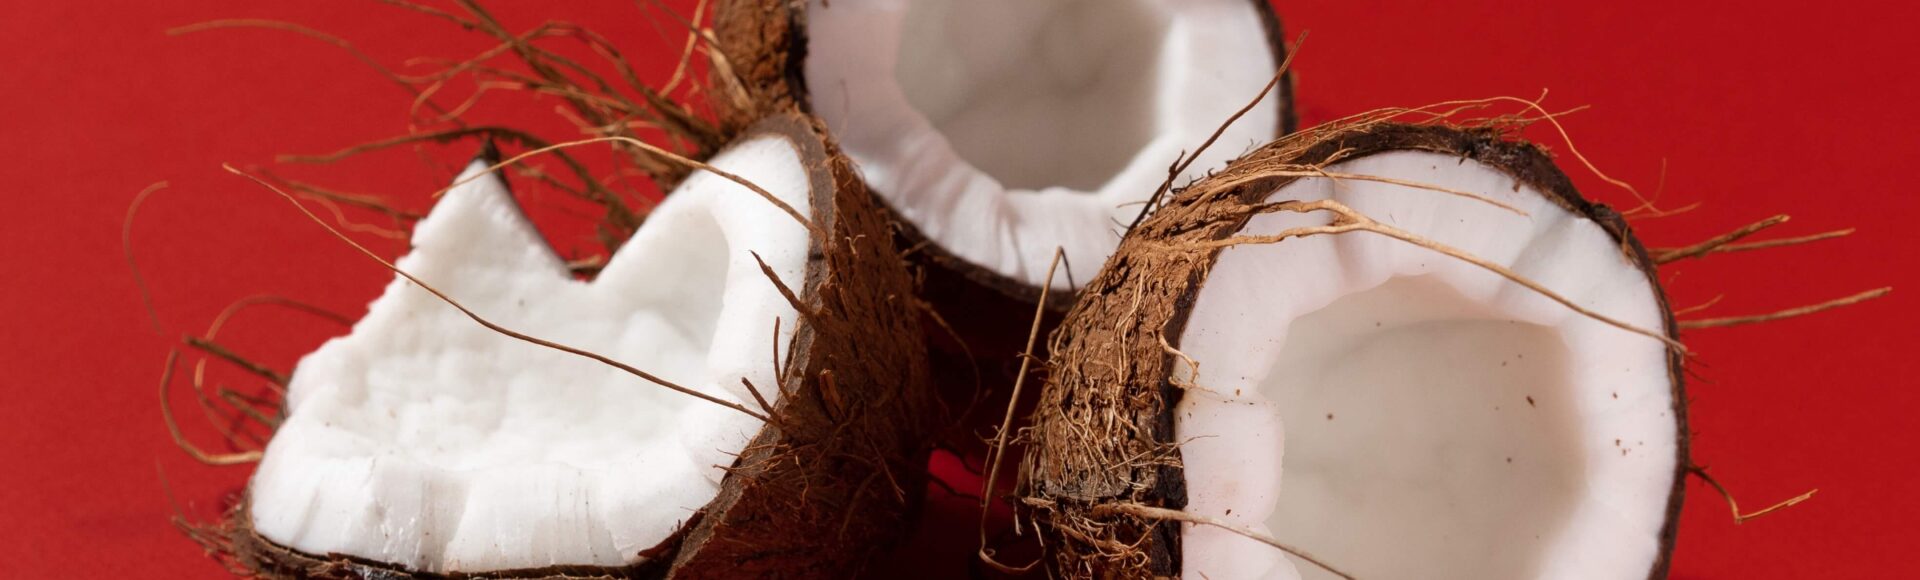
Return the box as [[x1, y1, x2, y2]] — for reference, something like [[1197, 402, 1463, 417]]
[[1017, 121, 1687, 578], [709, 0, 1300, 309], [203, 112, 941, 579]]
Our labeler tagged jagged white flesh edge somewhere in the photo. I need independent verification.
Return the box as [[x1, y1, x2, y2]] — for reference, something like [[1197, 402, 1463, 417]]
[[1174, 152, 1677, 580], [248, 136, 813, 573], [805, 0, 1278, 290]]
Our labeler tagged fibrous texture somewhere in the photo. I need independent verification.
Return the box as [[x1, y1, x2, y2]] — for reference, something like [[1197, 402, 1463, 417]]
[[1023, 122, 1684, 580]]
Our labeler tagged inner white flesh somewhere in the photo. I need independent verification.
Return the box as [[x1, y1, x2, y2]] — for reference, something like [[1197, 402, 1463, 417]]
[[249, 137, 813, 573], [1173, 152, 1677, 580], [805, 0, 1278, 290]]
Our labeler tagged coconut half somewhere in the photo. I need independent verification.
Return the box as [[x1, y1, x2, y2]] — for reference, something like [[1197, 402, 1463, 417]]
[[715, 0, 1295, 302], [1021, 123, 1686, 579], [226, 113, 936, 578]]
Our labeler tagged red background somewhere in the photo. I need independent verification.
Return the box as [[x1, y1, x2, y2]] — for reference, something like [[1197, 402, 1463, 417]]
[[3, 1, 1916, 577]]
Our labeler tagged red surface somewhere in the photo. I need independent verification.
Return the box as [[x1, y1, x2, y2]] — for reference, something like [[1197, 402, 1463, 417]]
[[2, 1, 1916, 577]]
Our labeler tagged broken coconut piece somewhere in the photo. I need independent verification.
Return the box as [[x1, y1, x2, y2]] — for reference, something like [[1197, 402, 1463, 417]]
[[714, 0, 1295, 301], [232, 113, 936, 577], [1021, 123, 1685, 579]]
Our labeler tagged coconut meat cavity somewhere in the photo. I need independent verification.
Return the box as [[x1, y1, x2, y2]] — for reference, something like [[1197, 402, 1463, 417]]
[[804, 0, 1281, 290], [1174, 151, 1680, 579]]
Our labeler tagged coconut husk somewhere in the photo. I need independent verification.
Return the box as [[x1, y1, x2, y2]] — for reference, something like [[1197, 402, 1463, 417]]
[[1016, 121, 1687, 578], [199, 112, 940, 579], [709, 0, 1301, 309]]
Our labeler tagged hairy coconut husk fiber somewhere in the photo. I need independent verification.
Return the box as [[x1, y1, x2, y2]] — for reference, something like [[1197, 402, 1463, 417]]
[[1016, 121, 1688, 578]]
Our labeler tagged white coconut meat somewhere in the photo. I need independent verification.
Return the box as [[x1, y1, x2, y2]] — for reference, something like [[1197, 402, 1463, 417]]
[[1172, 152, 1678, 579], [247, 136, 813, 573], [804, 0, 1281, 291]]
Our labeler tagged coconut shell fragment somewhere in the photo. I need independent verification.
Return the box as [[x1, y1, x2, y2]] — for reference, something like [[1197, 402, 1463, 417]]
[[659, 113, 940, 578], [195, 112, 939, 579], [1018, 121, 1687, 579], [711, 0, 1300, 307]]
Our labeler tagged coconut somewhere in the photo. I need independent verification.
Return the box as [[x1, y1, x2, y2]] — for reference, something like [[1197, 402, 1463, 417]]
[[1019, 121, 1687, 579], [713, 0, 1297, 304], [199, 112, 938, 578]]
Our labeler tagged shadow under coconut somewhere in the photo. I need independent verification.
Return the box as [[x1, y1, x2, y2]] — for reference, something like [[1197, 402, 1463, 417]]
[[1264, 275, 1587, 579]]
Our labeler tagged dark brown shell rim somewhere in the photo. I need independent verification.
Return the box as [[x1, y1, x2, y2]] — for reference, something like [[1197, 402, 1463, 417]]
[[1024, 122, 1686, 578]]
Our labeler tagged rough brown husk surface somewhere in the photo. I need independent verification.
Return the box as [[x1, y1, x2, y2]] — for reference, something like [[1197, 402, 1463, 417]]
[[709, 0, 807, 134], [711, 0, 1301, 308], [1017, 121, 1687, 578], [197, 112, 939, 579]]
